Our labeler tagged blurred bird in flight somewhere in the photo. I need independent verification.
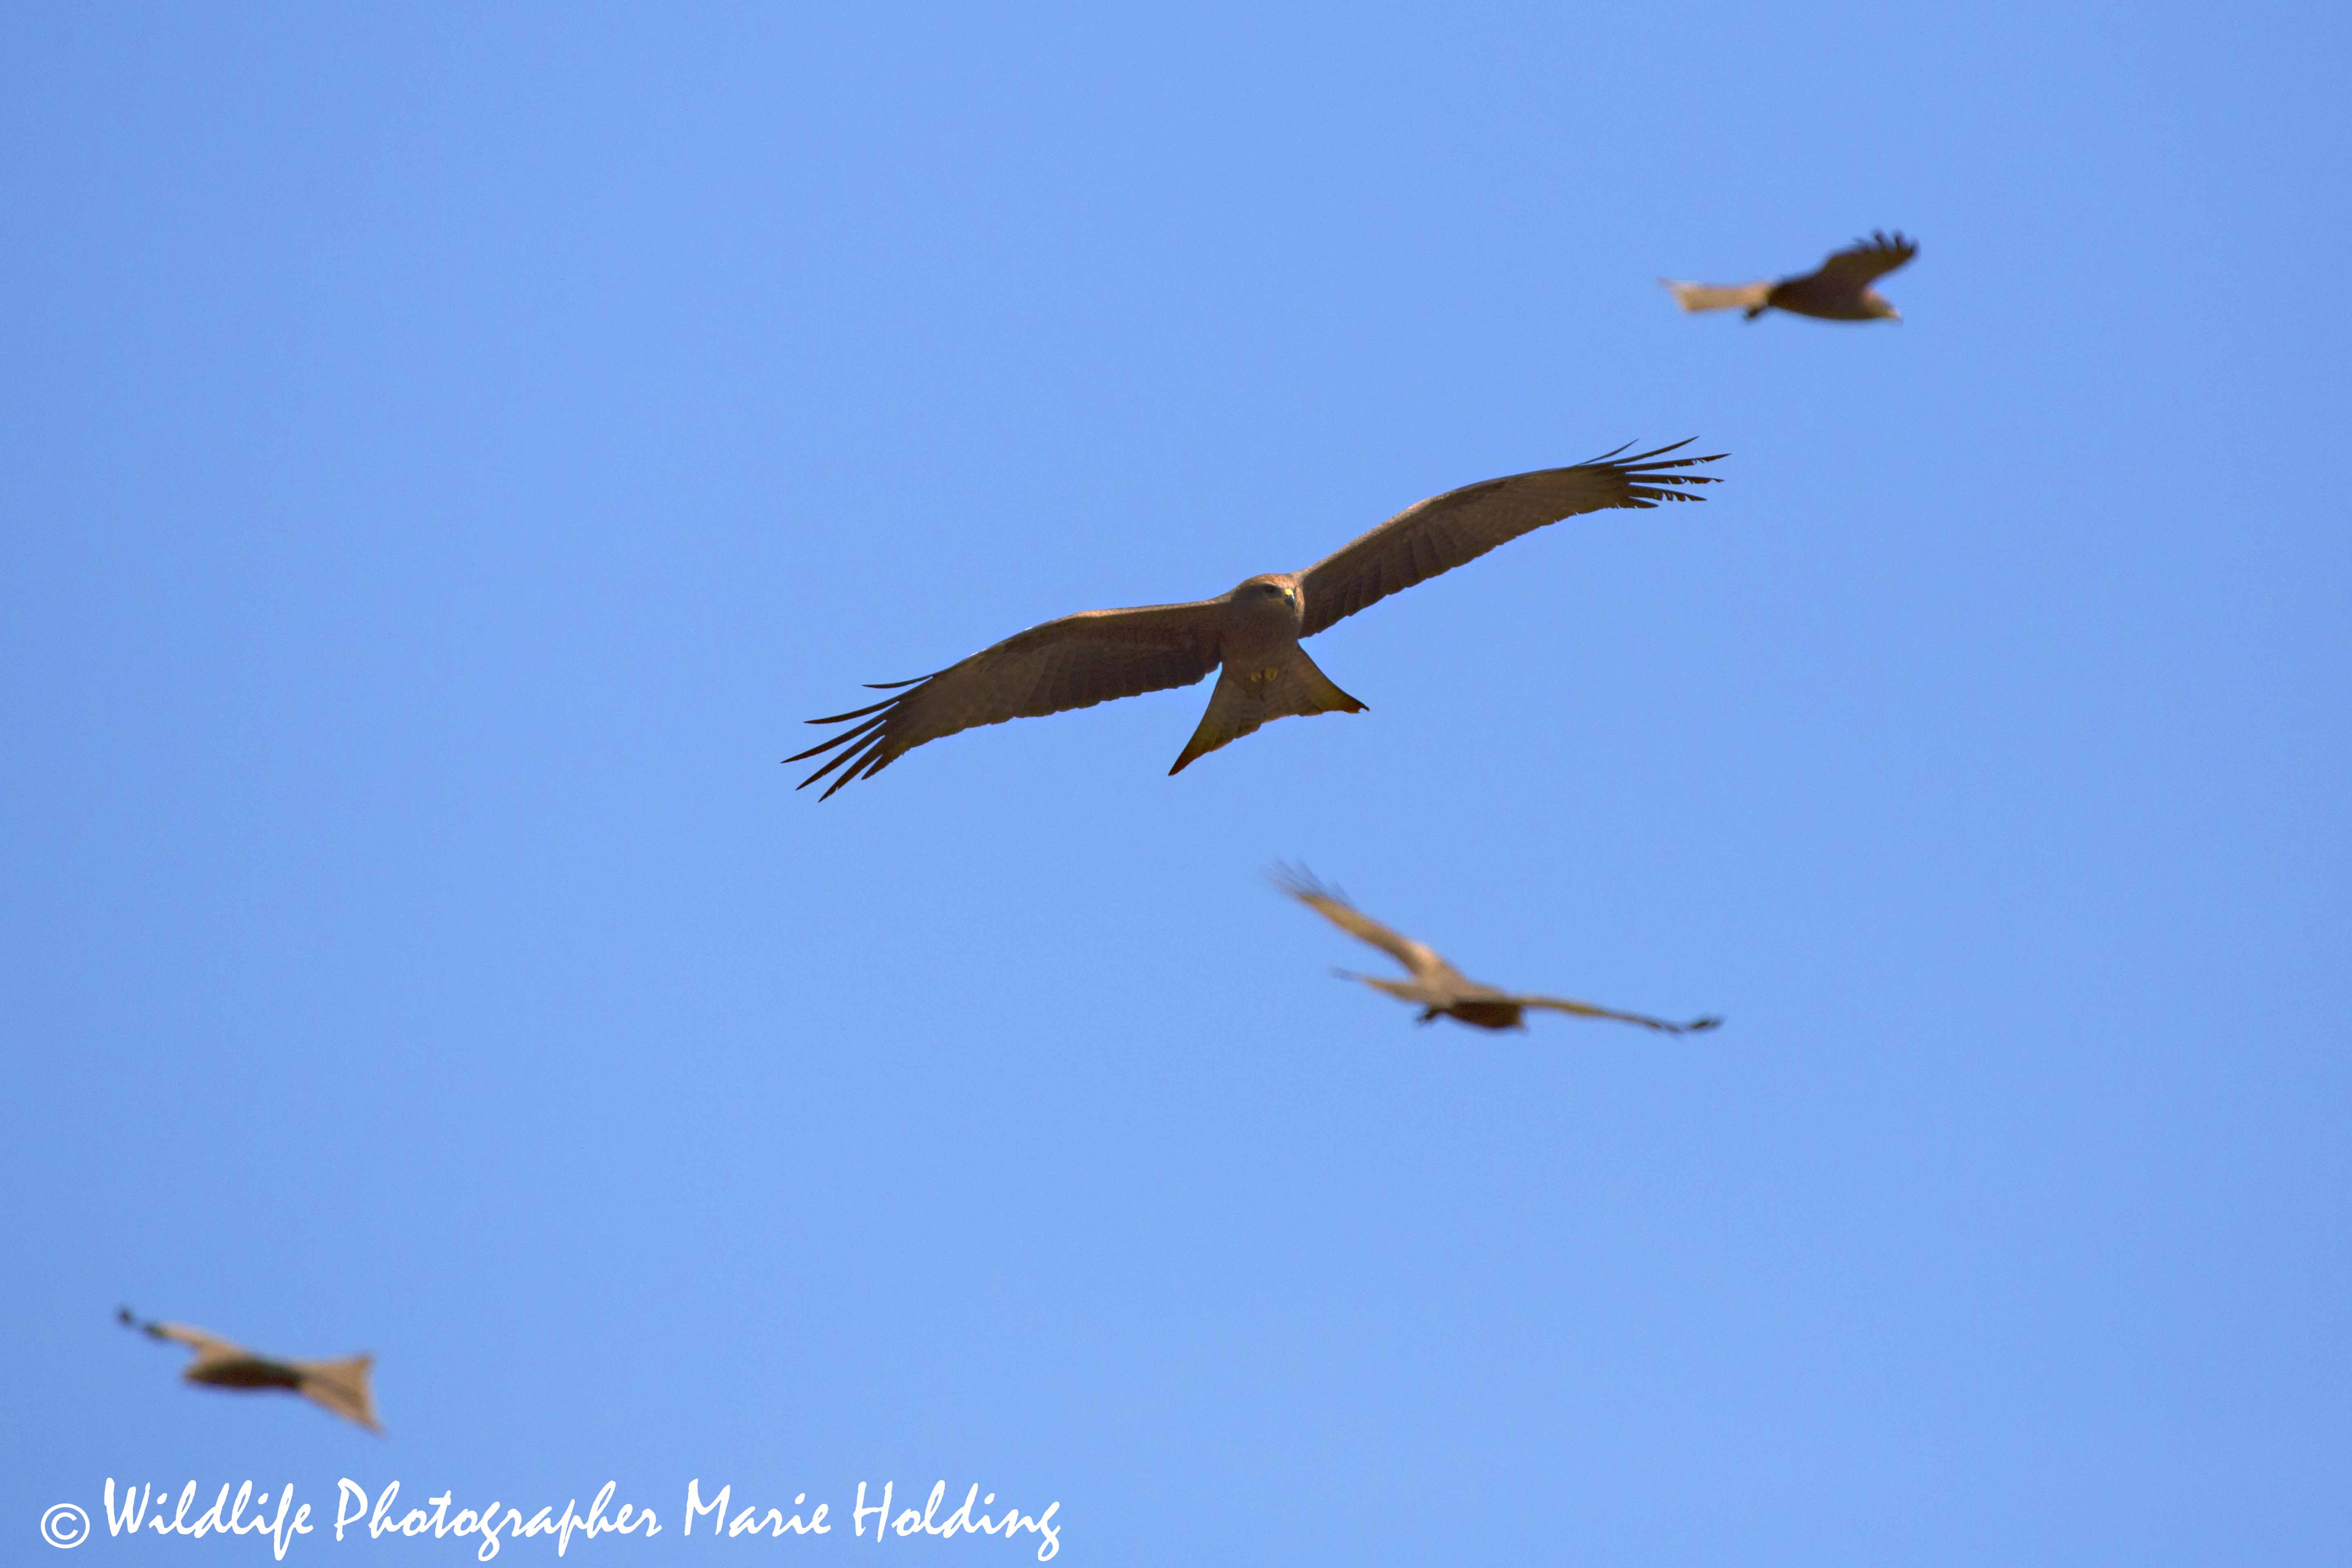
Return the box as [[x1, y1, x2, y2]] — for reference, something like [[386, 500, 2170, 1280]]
[[1663, 232, 1917, 322], [1272, 865, 1723, 1035], [791, 442, 1723, 796], [118, 1307, 383, 1432]]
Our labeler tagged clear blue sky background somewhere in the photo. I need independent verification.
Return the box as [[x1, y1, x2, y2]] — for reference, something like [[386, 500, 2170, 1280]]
[[4, 4, 2347, 1563]]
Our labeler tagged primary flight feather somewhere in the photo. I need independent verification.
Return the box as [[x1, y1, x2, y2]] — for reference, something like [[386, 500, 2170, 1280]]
[[790, 441, 1723, 796]]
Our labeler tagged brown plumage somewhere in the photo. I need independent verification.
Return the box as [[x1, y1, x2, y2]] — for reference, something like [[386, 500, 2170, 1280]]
[[118, 1307, 383, 1433], [1272, 865, 1722, 1034], [1663, 232, 1917, 322], [790, 442, 1723, 796]]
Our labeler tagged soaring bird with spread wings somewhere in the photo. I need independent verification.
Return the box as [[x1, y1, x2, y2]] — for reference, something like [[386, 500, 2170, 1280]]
[[118, 1307, 383, 1432], [790, 441, 1722, 796], [1663, 232, 1917, 323], [1272, 865, 1722, 1034]]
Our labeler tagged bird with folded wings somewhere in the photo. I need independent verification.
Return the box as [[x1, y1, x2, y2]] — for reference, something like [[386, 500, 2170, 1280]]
[[789, 441, 1722, 796], [1663, 232, 1917, 323], [1272, 865, 1722, 1034]]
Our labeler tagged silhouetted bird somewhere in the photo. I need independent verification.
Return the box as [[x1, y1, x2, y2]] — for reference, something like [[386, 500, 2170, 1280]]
[[1273, 865, 1722, 1034], [791, 443, 1722, 795], [1663, 232, 1917, 322], [118, 1307, 382, 1433]]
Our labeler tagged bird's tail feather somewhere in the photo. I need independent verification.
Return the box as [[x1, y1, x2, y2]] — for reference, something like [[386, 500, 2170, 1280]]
[[1661, 278, 1771, 314], [296, 1354, 383, 1433], [1169, 648, 1365, 774]]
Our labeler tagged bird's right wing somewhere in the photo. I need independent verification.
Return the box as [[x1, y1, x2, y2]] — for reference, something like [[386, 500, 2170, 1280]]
[[790, 599, 1227, 798], [1515, 994, 1723, 1034], [1660, 278, 1771, 313], [1811, 231, 1917, 289], [1270, 864, 1449, 983], [145, 1321, 246, 1365]]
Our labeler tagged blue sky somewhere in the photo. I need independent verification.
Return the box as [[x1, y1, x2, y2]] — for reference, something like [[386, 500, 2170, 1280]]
[[3, 3, 2347, 1562]]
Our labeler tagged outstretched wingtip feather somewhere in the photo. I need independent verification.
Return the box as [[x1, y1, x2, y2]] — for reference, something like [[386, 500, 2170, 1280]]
[[804, 694, 901, 725], [1267, 860, 1350, 906], [784, 712, 889, 764], [795, 731, 881, 791], [1582, 437, 1712, 468], [810, 748, 877, 799]]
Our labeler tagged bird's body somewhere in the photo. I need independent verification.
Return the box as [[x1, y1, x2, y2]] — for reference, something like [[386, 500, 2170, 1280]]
[[1664, 232, 1916, 323], [1166, 575, 1366, 774], [119, 1309, 383, 1432], [1272, 865, 1722, 1035], [791, 442, 1722, 795]]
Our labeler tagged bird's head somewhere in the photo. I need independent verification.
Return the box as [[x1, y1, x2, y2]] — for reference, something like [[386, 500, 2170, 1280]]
[[1865, 291, 1902, 322], [1235, 575, 1301, 616]]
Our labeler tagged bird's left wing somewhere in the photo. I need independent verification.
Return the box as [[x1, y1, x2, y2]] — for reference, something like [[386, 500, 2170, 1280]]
[[1513, 994, 1723, 1034], [791, 599, 1226, 798], [145, 1321, 246, 1364], [1294, 442, 1724, 637], [1812, 231, 1916, 289], [1270, 864, 1449, 982]]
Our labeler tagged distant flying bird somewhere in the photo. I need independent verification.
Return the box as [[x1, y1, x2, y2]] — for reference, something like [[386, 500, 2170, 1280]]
[[118, 1307, 383, 1433], [1662, 232, 1917, 322], [1272, 865, 1722, 1034], [790, 442, 1723, 796]]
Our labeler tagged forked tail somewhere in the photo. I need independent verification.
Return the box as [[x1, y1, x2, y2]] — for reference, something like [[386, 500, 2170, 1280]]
[[1169, 647, 1365, 774], [297, 1354, 384, 1434]]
